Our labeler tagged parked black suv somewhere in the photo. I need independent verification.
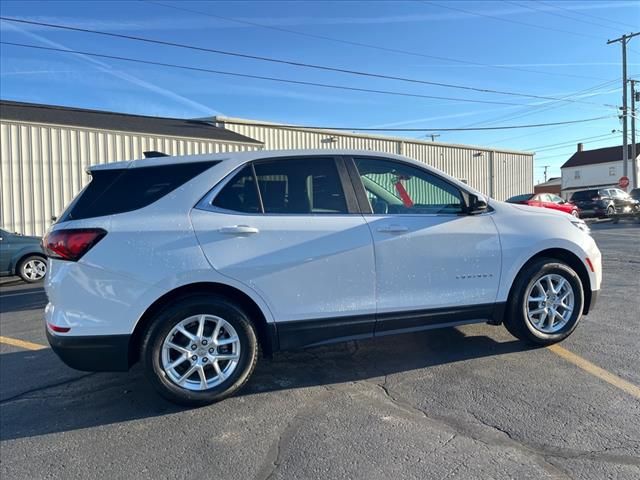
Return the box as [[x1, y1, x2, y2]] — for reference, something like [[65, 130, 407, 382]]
[[630, 188, 640, 202], [570, 188, 640, 218]]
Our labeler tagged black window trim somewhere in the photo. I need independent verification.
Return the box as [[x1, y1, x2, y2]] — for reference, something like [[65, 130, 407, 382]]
[[343, 155, 484, 217], [197, 155, 360, 216]]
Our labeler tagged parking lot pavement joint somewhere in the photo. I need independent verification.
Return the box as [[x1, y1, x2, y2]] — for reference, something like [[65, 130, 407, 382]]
[[0, 373, 96, 405]]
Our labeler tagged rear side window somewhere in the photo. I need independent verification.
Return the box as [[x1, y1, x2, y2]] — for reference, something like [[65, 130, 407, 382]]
[[61, 161, 218, 221], [255, 158, 347, 214], [571, 190, 597, 201], [212, 165, 260, 213], [213, 158, 348, 214]]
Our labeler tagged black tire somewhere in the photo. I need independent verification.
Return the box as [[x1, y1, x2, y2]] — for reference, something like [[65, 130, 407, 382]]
[[504, 258, 584, 345], [17, 255, 47, 283], [606, 205, 615, 216], [141, 294, 259, 407]]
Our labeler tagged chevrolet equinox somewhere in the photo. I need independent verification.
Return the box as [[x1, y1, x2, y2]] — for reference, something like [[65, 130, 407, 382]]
[[43, 150, 602, 406]]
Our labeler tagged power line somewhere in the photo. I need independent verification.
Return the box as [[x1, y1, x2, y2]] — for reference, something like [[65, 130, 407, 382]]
[[1, 45, 613, 131], [213, 116, 614, 132], [141, 0, 605, 82], [0, 41, 535, 107], [0, 16, 616, 107], [423, 1, 603, 40], [456, 78, 621, 132], [537, 1, 639, 31], [507, 1, 620, 33], [526, 133, 617, 152]]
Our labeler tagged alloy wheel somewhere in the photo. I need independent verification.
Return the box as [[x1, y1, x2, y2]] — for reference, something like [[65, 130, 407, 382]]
[[22, 259, 47, 281], [526, 274, 575, 333], [161, 314, 241, 391]]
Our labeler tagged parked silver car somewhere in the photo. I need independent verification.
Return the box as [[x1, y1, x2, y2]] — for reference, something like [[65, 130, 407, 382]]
[[0, 229, 47, 282]]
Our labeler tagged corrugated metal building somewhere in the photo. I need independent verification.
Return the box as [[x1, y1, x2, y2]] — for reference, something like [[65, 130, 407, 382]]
[[213, 116, 533, 202], [0, 101, 262, 236], [1, 101, 533, 236]]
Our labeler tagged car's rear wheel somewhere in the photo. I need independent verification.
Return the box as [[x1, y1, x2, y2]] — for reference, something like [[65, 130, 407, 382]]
[[18, 255, 47, 283], [142, 295, 258, 406], [504, 258, 584, 345], [606, 205, 615, 216]]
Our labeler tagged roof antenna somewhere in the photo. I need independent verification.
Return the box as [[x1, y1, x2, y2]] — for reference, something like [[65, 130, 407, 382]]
[[143, 151, 168, 158]]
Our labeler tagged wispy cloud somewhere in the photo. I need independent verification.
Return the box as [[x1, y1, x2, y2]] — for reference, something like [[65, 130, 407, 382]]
[[1, 21, 223, 116], [0, 69, 76, 76], [0, 2, 634, 32]]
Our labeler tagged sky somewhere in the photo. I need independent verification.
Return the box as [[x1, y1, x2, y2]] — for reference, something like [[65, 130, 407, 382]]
[[1, 0, 639, 184]]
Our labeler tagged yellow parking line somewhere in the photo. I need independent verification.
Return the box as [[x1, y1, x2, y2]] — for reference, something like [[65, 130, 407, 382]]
[[0, 335, 46, 351], [548, 344, 640, 400]]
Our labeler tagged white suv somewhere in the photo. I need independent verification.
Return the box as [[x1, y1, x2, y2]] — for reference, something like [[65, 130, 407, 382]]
[[43, 150, 601, 406]]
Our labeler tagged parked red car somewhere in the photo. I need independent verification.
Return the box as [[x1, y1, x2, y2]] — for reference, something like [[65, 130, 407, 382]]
[[506, 193, 579, 217]]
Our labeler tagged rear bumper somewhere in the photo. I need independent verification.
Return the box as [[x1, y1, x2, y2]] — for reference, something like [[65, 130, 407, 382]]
[[46, 330, 130, 372]]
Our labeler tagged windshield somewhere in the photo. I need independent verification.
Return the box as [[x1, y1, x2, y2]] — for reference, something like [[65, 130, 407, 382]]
[[506, 194, 533, 203]]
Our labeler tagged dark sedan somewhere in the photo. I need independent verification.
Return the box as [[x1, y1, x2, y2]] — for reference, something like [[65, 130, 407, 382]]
[[0, 229, 47, 282]]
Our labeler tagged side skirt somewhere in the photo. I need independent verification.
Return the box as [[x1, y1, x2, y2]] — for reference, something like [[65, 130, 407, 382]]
[[276, 303, 506, 350]]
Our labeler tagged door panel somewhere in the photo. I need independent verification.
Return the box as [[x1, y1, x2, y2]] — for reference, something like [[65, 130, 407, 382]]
[[350, 157, 501, 317], [366, 215, 501, 312], [191, 157, 376, 324]]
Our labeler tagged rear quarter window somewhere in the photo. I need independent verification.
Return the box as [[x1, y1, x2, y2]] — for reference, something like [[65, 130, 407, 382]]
[[60, 161, 218, 221]]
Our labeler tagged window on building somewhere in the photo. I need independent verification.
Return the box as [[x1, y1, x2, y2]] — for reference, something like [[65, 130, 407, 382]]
[[574, 170, 581, 180], [609, 166, 616, 176]]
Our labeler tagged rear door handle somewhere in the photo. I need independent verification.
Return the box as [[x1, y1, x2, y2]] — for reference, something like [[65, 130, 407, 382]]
[[219, 225, 259, 235], [377, 225, 409, 234]]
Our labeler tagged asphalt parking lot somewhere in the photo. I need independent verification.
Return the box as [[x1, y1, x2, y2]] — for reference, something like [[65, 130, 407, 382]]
[[1, 221, 639, 480]]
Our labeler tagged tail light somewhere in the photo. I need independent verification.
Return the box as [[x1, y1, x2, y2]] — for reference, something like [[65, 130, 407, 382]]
[[43, 228, 107, 261]]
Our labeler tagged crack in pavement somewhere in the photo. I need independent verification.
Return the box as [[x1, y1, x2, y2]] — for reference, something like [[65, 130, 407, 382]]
[[0, 373, 97, 405], [253, 388, 334, 480], [369, 380, 639, 476]]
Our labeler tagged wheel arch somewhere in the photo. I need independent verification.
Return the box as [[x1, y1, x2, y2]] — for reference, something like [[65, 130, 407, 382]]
[[128, 282, 277, 367], [509, 248, 592, 316]]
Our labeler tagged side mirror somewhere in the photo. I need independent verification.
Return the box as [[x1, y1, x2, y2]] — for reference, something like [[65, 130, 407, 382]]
[[466, 194, 488, 215]]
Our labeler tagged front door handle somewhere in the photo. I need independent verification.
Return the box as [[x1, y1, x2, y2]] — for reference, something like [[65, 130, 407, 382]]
[[219, 225, 259, 235], [377, 225, 409, 234]]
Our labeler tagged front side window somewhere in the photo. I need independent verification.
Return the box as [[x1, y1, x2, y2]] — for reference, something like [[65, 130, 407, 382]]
[[354, 157, 464, 215]]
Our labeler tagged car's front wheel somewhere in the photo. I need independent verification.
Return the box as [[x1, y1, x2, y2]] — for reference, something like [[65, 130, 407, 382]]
[[142, 295, 259, 406], [18, 255, 47, 283], [504, 258, 584, 345]]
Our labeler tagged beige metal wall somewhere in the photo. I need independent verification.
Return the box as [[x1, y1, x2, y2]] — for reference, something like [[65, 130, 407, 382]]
[[0, 120, 260, 236], [216, 118, 533, 202]]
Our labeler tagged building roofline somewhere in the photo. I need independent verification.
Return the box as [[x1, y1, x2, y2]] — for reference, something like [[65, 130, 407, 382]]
[[0, 99, 263, 145], [211, 115, 534, 157]]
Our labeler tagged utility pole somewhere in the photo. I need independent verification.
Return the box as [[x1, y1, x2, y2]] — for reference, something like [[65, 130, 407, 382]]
[[428, 133, 440, 142], [607, 32, 639, 191], [542, 165, 550, 183], [631, 79, 638, 189]]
